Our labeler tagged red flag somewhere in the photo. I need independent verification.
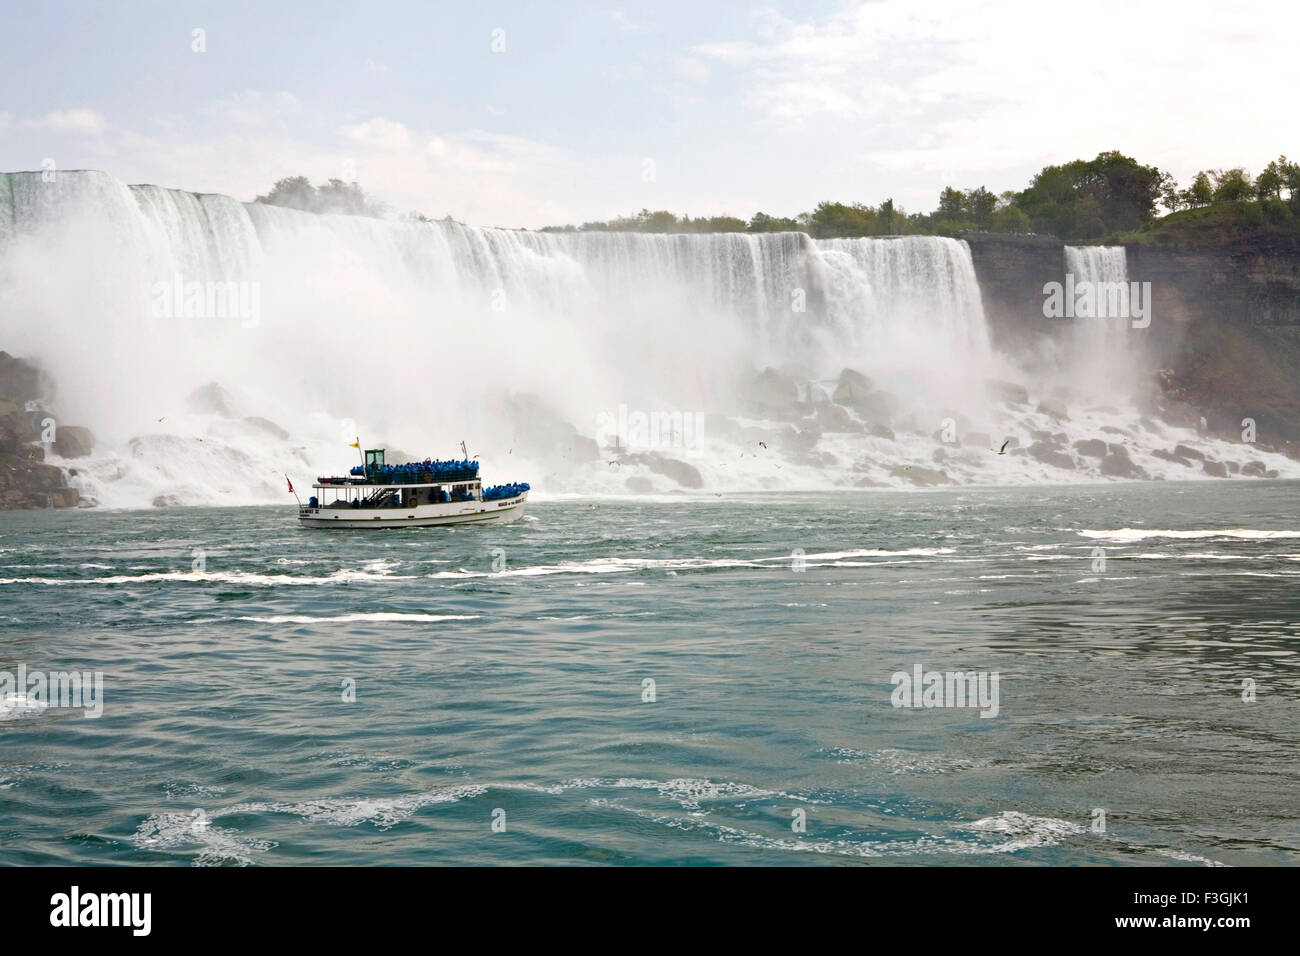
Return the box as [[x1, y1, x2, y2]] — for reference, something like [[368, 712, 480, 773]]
[[285, 475, 294, 494]]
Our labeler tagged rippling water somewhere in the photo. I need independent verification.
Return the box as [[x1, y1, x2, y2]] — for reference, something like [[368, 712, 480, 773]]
[[2, 482, 1298, 865]]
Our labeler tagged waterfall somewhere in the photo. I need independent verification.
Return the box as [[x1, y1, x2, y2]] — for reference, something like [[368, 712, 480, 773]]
[[1062, 245, 1137, 399], [0, 171, 1000, 504], [1065, 244, 1127, 286]]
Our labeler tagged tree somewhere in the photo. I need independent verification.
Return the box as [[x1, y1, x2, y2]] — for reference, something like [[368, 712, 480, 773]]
[[254, 175, 387, 217], [967, 186, 997, 231], [1210, 168, 1253, 203], [805, 201, 877, 238], [747, 212, 801, 233], [990, 203, 1030, 233], [1182, 171, 1214, 207], [1016, 151, 1168, 237], [936, 187, 966, 222]]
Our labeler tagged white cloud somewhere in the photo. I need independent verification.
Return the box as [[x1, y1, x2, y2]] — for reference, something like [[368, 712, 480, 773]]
[[28, 109, 106, 134], [340, 117, 412, 150], [696, 0, 1300, 184]]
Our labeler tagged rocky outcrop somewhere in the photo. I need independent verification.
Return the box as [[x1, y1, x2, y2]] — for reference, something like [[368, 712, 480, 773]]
[[965, 229, 1300, 448], [0, 351, 85, 509]]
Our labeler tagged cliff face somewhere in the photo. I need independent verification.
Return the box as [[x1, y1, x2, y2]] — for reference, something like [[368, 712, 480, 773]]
[[963, 234, 1066, 354], [965, 231, 1300, 447], [0, 351, 85, 509]]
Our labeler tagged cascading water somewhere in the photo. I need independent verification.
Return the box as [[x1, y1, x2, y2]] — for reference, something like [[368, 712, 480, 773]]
[[1062, 245, 1139, 399], [0, 171, 1003, 503], [4, 171, 1287, 504]]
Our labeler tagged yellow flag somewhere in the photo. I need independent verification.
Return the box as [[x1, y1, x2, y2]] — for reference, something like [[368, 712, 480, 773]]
[[349, 441, 360, 448]]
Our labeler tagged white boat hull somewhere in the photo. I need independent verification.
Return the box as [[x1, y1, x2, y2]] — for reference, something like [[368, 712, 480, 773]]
[[298, 493, 527, 529]]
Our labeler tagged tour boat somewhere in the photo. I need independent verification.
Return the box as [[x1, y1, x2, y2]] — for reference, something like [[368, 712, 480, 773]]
[[296, 448, 529, 528]]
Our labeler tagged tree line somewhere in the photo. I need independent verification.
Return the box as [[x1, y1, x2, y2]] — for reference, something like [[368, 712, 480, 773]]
[[540, 151, 1300, 240], [254, 151, 1300, 240]]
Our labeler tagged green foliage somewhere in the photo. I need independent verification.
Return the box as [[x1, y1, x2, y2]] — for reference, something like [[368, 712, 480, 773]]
[[1016, 151, 1170, 239], [1210, 168, 1253, 203], [255, 176, 387, 217], [747, 212, 801, 233]]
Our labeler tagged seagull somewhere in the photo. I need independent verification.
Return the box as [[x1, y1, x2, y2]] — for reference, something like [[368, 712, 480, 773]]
[[607, 459, 620, 468], [758, 441, 768, 449], [998, 439, 1010, 455], [157, 416, 165, 422]]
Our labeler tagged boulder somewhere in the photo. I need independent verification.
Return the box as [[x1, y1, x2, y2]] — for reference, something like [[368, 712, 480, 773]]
[[1036, 400, 1069, 422], [1173, 444, 1204, 460], [1202, 460, 1228, 478], [831, 368, 874, 405], [244, 416, 289, 440], [1073, 438, 1108, 457], [1100, 445, 1147, 478], [52, 425, 95, 458], [186, 382, 237, 417], [623, 453, 703, 489], [869, 423, 895, 441], [890, 464, 952, 486], [986, 379, 1029, 405], [1028, 442, 1075, 470]]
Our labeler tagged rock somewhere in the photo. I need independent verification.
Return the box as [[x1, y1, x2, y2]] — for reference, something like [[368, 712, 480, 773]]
[[986, 379, 1029, 405], [747, 367, 801, 416], [1173, 444, 1204, 460], [831, 368, 874, 405], [1156, 399, 1201, 429], [0, 351, 45, 404], [869, 423, 895, 440], [187, 382, 237, 417], [623, 453, 703, 489], [1227, 461, 1240, 474], [890, 464, 952, 486], [1152, 448, 1191, 465], [1100, 426, 1130, 435], [1073, 438, 1108, 457], [1100, 445, 1147, 478], [52, 425, 94, 458], [502, 392, 601, 464], [1036, 400, 1069, 421], [624, 476, 653, 493], [1028, 442, 1075, 470], [1202, 460, 1228, 477], [1241, 460, 1268, 477], [244, 416, 289, 440], [814, 402, 863, 433], [152, 493, 184, 507]]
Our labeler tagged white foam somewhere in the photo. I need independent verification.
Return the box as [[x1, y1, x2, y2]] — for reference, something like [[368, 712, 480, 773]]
[[0, 693, 49, 721], [1079, 529, 1300, 542], [235, 612, 479, 624]]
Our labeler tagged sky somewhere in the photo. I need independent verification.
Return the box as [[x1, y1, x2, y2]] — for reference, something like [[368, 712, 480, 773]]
[[1, 0, 1296, 229]]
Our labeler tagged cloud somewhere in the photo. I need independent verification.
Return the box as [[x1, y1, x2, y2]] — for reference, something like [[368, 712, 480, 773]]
[[695, 0, 1300, 183], [28, 109, 107, 134], [340, 117, 412, 150], [610, 11, 649, 34]]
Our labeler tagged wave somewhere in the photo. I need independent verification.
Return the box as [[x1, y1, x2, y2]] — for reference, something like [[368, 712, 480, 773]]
[[1079, 529, 1300, 542]]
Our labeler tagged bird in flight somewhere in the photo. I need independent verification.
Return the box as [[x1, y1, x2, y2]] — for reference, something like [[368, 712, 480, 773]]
[[758, 441, 768, 449], [998, 439, 1010, 455]]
